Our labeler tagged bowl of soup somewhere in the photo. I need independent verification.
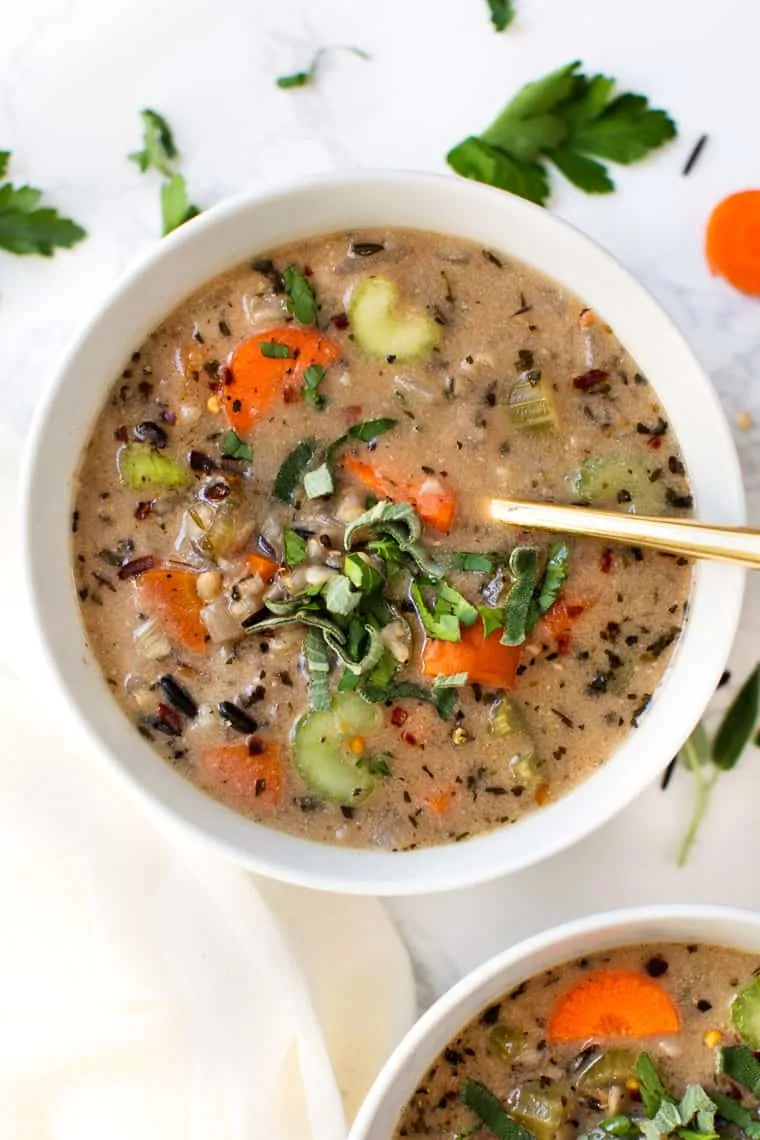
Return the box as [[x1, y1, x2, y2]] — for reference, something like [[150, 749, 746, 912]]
[[350, 905, 760, 1140], [22, 171, 744, 893]]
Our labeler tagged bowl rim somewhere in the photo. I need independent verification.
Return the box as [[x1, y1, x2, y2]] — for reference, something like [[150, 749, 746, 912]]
[[348, 903, 760, 1140], [20, 168, 746, 895]]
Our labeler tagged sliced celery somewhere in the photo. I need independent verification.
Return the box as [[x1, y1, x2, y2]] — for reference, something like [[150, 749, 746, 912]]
[[348, 276, 440, 362], [292, 692, 381, 805], [573, 454, 664, 515], [118, 443, 191, 491]]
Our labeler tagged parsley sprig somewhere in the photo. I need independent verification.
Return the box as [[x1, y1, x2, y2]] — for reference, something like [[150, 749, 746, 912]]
[[129, 109, 200, 235], [487, 0, 516, 31], [447, 61, 677, 205], [275, 45, 370, 89], [0, 152, 86, 257]]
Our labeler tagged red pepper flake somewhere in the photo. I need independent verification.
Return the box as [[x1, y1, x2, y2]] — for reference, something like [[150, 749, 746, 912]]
[[331, 312, 350, 330], [118, 554, 155, 580], [282, 386, 298, 404], [344, 405, 363, 424], [219, 364, 234, 387], [304, 265, 313, 277], [401, 730, 418, 747], [138, 379, 154, 399], [646, 436, 663, 450], [134, 500, 153, 520], [248, 737, 265, 756], [599, 548, 613, 574], [556, 632, 572, 656], [391, 706, 409, 727], [572, 369, 610, 391], [114, 425, 128, 442], [156, 702, 182, 735]]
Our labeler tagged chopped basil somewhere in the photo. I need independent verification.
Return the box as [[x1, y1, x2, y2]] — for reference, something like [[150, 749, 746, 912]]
[[525, 541, 570, 633], [436, 581, 478, 627], [344, 552, 384, 594], [479, 605, 504, 639], [360, 680, 458, 720], [273, 439, 317, 503], [359, 752, 393, 777], [275, 46, 370, 90], [303, 462, 334, 499], [283, 528, 308, 566], [259, 339, 293, 358], [283, 264, 318, 325], [411, 580, 461, 642], [502, 546, 539, 645], [637, 1053, 669, 1116], [304, 627, 331, 710], [220, 429, 253, 461], [718, 1046, 760, 1097], [326, 417, 398, 460], [366, 649, 400, 689], [461, 1080, 535, 1140], [450, 551, 496, 572], [324, 574, 362, 617], [302, 363, 327, 408]]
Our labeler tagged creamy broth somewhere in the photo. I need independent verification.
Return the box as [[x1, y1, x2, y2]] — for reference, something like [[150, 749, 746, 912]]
[[72, 228, 692, 850], [395, 942, 760, 1139]]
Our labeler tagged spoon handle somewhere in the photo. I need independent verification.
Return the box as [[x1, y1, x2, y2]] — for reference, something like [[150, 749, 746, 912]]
[[489, 498, 760, 569]]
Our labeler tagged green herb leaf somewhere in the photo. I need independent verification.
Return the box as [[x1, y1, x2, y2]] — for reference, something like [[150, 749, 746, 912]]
[[274, 439, 317, 503], [432, 672, 469, 689], [636, 1053, 669, 1117], [436, 581, 479, 627], [479, 606, 505, 638], [676, 722, 718, 868], [283, 264, 318, 324], [220, 429, 253, 461], [487, 0, 515, 31], [450, 552, 496, 573], [718, 1046, 760, 1097], [283, 528, 308, 566], [326, 621, 384, 676], [0, 159, 87, 257], [275, 45, 370, 90], [324, 574, 362, 617], [259, 339, 293, 359], [526, 541, 570, 633], [129, 108, 178, 176], [360, 680, 457, 720], [161, 173, 199, 236], [461, 1080, 536, 1140], [302, 363, 327, 408], [411, 581, 461, 642], [712, 1091, 760, 1138], [326, 417, 398, 460], [303, 462, 334, 499], [502, 546, 539, 645], [344, 499, 448, 580], [713, 663, 760, 770], [304, 627, 331, 710], [549, 146, 616, 194], [447, 137, 551, 206], [731, 977, 760, 1048], [360, 752, 393, 777], [572, 95, 677, 164]]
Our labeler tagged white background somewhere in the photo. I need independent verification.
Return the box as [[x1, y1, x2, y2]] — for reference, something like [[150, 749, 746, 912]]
[[2, 0, 760, 1008]]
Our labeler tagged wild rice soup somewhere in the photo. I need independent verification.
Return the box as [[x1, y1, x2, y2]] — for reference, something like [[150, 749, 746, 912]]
[[394, 942, 760, 1140], [72, 227, 693, 849]]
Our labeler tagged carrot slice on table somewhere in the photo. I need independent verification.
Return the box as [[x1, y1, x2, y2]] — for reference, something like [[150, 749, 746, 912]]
[[245, 552, 280, 582], [547, 969, 681, 1042], [421, 621, 521, 688], [706, 190, 760, 296], [199, 741, 282, 808], [222, 326, 341, 435], [342, 455, 456, 532], [136, 568, 207, 654]]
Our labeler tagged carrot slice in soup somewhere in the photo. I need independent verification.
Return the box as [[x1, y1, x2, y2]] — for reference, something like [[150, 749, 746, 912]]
[[137, 569, 207, 654], [245, 552, 279, 582], [223, 326, 341, 434], [342, 455, 456, 532], [421, 622, 521, 688], [547, 970, 681, 1041], [706, 190, 760, 296], [425, 786, 455, 815], [199, 741, 281, 808]]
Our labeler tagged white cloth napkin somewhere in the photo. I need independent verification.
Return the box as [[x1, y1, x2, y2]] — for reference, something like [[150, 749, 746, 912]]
[[0, 419, 415, 1139]]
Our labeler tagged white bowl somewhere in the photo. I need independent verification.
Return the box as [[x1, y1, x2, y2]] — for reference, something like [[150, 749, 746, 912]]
[[21, 170, 745, 895], [349, 904, 760, 1139]]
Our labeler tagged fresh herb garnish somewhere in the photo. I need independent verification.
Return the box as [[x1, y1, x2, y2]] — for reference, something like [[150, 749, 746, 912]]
[[461, 1080, 535, 1140], [283, 265, 318, 324], [487, 0, 515, 31], [273, 439, 317, 503], [502, 546, 539, 645], [326, 418, 398, 461], [130, 109, 200, 235], [411, 580, 460, 642], [637, 1053, 669, 1116], [359, 752, 393, 777], [259, 339, 293, 359], [712, 1091, 760, 1139], [450, 552, 496, 573], [527, 541, 570, 630], [676, 664, 760, 865], [447, 61, 677, 206], [220, 429, 253, 461], [360, 680, 458, 720], [718, 1046, 760, 1097], [283, 527, 308, 566], [275, 45, 370, 89], [302, 363, 327, 408], [0, 152, 86, 257], [324, 574, 362, 617], [304, 626, 331, 710]]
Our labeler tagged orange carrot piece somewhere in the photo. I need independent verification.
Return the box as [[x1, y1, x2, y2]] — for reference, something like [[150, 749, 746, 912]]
[[222, 326, 341, 434], [706, 190, 760, 296], [342, 455, 456, 533], [425, 786, 455, 815], [245, 552, 279, 582], [547, 969, 681, 1042], [136, 569, 207, 654], [421, 621, 521, 689], [199, 741, 281, 808]]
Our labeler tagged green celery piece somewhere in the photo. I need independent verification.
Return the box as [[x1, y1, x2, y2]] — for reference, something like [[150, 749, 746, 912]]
[[161, 173, 199, 235], [303, 462, 334, 499], [437, 581, 479, 626], [432, 672, 469, 689], [117, 443, 190, 490], [712, 664, 760, 770], [461, 1080, 536, 1140], [324, 574, 361, 617], [447, 138, 550, 206], [502, 546, 539, 645]]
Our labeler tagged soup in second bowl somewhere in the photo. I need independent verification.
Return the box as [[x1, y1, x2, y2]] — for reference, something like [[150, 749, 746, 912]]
[[395, 941, 760, 1139], [72, 227, 692, 850]]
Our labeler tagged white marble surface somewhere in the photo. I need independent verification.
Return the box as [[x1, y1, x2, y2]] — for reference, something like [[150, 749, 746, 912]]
[[3, 0, 760, 1022]]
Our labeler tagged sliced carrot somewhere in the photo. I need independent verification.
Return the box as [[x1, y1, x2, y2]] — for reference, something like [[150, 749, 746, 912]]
[[199, 741, 281, 808], [222, 326, 341, 434], [541, 596, 590, 655], [547, 969, 681, 1042], [425, 786, 455, 815], [136, 568, 207, 654], [342, 455, 456, 532], [245, 552, 279, 582], [421, 621, 521, 688], [706, 190, 760, 296]]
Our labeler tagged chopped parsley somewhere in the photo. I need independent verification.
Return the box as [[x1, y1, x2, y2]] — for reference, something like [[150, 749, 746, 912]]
[[220, 429, 253, 461], [302, 363, 327, 408], [0, 152, 86, 257], [283, 264, 318, 324], [283, 528, 308, 566], [275, 45, 370, 89], [487, 0, 516, 31], [259, 339, 293, 359], [160, 174, 199, 236], [129, 108, 200, 235], [447, 61, 677, 206]]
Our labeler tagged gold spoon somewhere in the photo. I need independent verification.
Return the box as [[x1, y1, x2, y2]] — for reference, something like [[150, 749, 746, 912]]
[[488, 498, 760, 569]]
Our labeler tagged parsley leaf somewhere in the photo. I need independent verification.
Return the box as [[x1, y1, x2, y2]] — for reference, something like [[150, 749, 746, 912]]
[[276, 46, 370, 89], [274, 439, 317, 503], [129, 109, 178, 176], [360, 752, 393, 777], [259, 339, 293, 359], [302, 363, 327, 408], [283, 528, 308, 566], [487, 0, 515, 31], [0, 154, 86, 257], [447, 61, 677, 206], [221, 429, 253, 461], [283, 264, 318, 324], [161, 174, 199, 236]]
